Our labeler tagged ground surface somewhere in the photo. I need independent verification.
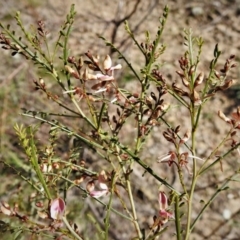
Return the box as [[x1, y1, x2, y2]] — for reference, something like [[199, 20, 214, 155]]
[[0, 0, 240, 239]]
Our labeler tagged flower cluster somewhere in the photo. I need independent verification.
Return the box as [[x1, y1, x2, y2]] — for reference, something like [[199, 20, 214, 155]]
[[64, 53, 122, 97], [86, 170, 109, 198]]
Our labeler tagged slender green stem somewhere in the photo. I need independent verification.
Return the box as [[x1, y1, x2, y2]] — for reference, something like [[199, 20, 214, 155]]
[[124, 21, 146, 58], [104, 174, 116, 240], [116, 150, 142, 238], [185, 50, 199, 239], [199, 141, 240, 175], [184, 176, 197, 240], [185, 101, 197, 240], [71, 97, 96, 129], [1, 160, 44, 194], [198, 129, 233, 174], [135, 8, 168, 154], [174, 194, 182, 240], [22, 112, 179, 194], [0, 24, 51, 69], [177, 165, 188, 195], [14, 12, 52, 65], [148, 76, 189, 109], [190, 172, 240, 231], [62, 4, 76, 65], [62, 217, 83, 240], [45, 173, 132, 221], [126, 175, 142, 238], [188, 30, 194, 66], [29, 129, 52, 199], [97, 102, 106, 130], [120, 145, 180, 195]]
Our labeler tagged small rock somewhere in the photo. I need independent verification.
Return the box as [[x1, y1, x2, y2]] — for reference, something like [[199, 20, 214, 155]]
[[191, 6, 204, 16]]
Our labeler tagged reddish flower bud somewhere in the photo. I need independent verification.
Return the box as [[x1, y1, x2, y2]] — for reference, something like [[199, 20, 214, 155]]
[[158, 191, 168, 211], [180, 129, 191, 144]]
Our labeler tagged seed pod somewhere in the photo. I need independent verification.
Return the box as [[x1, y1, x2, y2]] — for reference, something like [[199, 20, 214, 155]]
[[176, 70, 185, 78], [181, 77, 189, 87], [194, 72, 204, 87], [192, 90, 202, 105], [172, 83, 189, 97], [188, 65, 195, 76], [163, 131, 174, 143], [215, 79, 235, 91], [214, 71, 221, 79]]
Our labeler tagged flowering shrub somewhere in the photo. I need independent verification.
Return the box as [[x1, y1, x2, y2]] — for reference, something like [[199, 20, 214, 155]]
[[0, 4, 239, 240]]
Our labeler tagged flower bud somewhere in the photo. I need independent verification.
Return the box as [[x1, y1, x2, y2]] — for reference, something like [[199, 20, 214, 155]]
[[180, 129, 191, 144], [65, 65, 80, 79], [35, 202, 44, 208], [181, 77, 189, 87], [0, 202, 12, 216], [218, 110, 231, 123], [103, 55, 112, 70], [158, 191, 168, 211], [193, 90, 202, 105], [86, 181, 95, 193], [39, 78, 45, 86], [74, 177, 85, 185], [52, 162, 59, 169], [38, 211, 48, 219], [176, 70, 184, 78], [65, 65, 75, 74]]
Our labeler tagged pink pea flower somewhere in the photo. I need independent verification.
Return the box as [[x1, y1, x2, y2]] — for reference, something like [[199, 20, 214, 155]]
[[158, 191, 174, 224], [87, 170, 109, 198], [50, 198, 65, 220], [87, 55, 122, 83]]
